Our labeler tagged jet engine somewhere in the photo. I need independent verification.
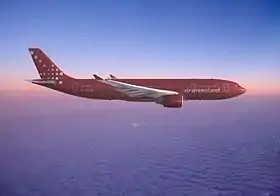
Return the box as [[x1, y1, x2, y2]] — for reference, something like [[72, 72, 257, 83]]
[[155, 94, 183, 108]]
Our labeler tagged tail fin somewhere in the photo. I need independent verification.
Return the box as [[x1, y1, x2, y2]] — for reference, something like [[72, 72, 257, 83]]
[[28, 48, 73, 81]]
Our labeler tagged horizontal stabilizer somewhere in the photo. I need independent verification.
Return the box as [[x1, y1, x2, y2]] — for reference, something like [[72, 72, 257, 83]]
[[25, 79, 56, 84]]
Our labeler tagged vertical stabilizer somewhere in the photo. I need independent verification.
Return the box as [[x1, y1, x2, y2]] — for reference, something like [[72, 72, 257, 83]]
[[28, 48, 74, 81]]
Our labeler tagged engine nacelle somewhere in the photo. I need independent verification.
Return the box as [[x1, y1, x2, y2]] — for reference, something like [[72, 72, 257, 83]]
[[155, 95, 183, 108]]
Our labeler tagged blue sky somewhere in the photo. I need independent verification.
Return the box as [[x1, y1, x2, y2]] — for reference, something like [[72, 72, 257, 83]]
[[0, 0, 279, 91]]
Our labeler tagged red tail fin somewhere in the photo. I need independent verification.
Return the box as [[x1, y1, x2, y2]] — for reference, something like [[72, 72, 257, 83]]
[[28, 48, 73, 81]]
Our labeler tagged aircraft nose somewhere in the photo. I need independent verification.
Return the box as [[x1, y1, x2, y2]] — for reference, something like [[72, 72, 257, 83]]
[[239, 86, 246, 94]]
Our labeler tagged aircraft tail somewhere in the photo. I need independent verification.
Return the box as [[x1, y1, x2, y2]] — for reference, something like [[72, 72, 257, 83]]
[[28, 48, 73, 81]]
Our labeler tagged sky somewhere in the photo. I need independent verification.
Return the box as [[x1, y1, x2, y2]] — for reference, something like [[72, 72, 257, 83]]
[[1, 2, 280, 194], [0, 0, 279, 94]]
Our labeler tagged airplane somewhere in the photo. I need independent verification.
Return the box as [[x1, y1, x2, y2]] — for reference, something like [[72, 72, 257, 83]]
[[27, 48, 246, 108]]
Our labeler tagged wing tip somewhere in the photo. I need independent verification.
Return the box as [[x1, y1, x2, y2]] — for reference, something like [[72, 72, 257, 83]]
[[93, 74, 103, 80]]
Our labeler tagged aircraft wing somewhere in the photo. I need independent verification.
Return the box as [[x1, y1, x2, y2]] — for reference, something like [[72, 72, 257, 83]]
[[99, 79, 178, 99]]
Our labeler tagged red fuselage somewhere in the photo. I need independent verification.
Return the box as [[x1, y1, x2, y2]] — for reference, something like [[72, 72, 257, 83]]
[[35, 77, 246, 102], [28, 47, 246, 106]]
